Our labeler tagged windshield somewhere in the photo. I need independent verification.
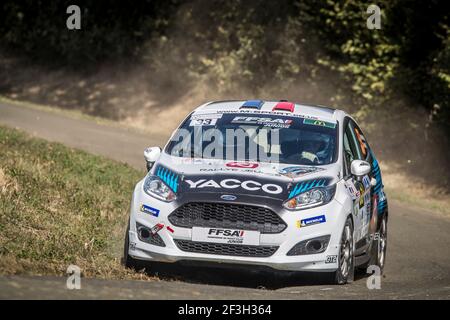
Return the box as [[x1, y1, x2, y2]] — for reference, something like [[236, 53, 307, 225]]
[[165, 112, 338, 165]]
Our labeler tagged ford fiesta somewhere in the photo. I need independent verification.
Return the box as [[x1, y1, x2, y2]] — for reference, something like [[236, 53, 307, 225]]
[[123, 100, 388, 284]]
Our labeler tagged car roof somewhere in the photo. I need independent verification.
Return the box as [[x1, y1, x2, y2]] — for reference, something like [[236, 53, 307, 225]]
[[192, 100, 348, 122]]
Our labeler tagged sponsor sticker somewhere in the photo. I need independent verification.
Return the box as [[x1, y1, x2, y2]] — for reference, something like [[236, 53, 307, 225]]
[[344, 180, 359, 200], [226, 161, 259, 169], [217, 109, 320, 121], [140, 204, 160, 217], [199, 167, 282, 177], [189, 118, 218, 126], [278, 166, 323, 178], [297, 215, 326, 228], [358, 183, 365, 209], [303, 118, 337, 128], [191, 113, 223, 120], [150, 223, 165, 235], [192, 227, 260, 245], [231, 116, 293, 128], [184, 178, 283, 194], [325, 255, 337, 264], [362, 175, 371, 189]]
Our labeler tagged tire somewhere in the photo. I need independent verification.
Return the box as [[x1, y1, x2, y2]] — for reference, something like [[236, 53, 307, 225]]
[[372, 215, 387, 274], [123, 221, 143, 270], [333, 216, 355, 284], [357, 214, 388, 275]]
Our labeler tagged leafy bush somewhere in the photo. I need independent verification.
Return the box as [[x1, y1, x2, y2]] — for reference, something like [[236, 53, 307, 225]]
[[0, 0, 448, 127]]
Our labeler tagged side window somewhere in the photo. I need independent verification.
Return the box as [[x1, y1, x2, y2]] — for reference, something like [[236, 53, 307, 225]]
[[343, 122, 361, 177], [351, 121, 371, 162]]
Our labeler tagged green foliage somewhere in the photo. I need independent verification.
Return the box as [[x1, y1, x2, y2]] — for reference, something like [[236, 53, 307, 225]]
[[306, 1, 399, 106], [0, 0, 178, 66], [0, 0, 448, 127]]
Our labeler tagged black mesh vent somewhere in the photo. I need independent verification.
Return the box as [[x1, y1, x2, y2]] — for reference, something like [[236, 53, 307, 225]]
[[169, 202, 286, 234], [174, 240, 278, 257]]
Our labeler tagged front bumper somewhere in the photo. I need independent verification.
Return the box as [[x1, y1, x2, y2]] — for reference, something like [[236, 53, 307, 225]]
[[127, 181, 346, 272]]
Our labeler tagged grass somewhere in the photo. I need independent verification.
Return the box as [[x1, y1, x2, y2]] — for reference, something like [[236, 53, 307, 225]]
[[0, 126, 151, 280]]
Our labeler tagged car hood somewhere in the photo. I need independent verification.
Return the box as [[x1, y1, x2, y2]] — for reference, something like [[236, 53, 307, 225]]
[[152, 152, 340, 204]]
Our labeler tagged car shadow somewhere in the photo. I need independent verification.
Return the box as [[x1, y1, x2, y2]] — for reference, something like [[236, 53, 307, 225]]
[[137, 260, 369, 289]]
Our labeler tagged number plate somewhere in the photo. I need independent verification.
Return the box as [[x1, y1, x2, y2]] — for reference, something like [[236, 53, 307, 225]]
[[192, 227, 260, 245]]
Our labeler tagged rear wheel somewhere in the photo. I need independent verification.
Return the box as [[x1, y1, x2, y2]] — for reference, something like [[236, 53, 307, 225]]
[[357, 214, 388, 275], [333, 216, 354, 284], [374, 215, 387, 273]]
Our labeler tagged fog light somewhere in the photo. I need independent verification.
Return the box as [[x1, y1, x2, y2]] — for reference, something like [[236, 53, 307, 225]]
[[306, 240, 323, 252], [138, 226, 151, 239], [287, 235, 330, 256], [136, 222, 166, 247]]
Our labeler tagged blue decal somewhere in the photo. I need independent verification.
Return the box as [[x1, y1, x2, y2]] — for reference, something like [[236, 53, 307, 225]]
[[298, 215, 326, 228], [140, 204, 160, 217], [155, 166, 179, 193], [288, 179, 328, 199], [370, 151, 386, 215]]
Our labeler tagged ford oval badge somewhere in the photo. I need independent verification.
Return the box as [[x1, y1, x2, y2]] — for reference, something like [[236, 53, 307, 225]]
[[221, 195, 237, 201]]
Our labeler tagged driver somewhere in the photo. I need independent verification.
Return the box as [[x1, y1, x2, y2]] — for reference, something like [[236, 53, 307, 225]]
[[300, 140, 324, 164]]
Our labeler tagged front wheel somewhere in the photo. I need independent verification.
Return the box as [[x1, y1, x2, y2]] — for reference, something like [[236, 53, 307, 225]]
[[333, 216, 355, 284], [123, 221, 143, 270]]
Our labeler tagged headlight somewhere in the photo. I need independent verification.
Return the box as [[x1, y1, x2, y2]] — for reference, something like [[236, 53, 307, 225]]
[[283, 184, 336, 210], [143, 175, 176, 202]]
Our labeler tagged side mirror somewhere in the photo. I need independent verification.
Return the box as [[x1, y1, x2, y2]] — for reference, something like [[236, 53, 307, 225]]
[[350, 159, 371, 177], [144, 147, 161, 171]]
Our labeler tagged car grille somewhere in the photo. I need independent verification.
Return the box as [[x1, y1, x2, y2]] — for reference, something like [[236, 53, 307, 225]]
[[174, 240, 278, 257], [168, 202, 287, 234]]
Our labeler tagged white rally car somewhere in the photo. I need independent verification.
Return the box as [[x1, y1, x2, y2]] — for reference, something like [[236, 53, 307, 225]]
[[123, 100, 388, 284]]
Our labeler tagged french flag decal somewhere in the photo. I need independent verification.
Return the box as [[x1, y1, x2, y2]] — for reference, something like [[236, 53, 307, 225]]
[[240, 100, 264, 109]]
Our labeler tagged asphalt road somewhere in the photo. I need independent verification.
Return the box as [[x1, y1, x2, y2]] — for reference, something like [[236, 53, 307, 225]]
[[1, 101, 449, 299]]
